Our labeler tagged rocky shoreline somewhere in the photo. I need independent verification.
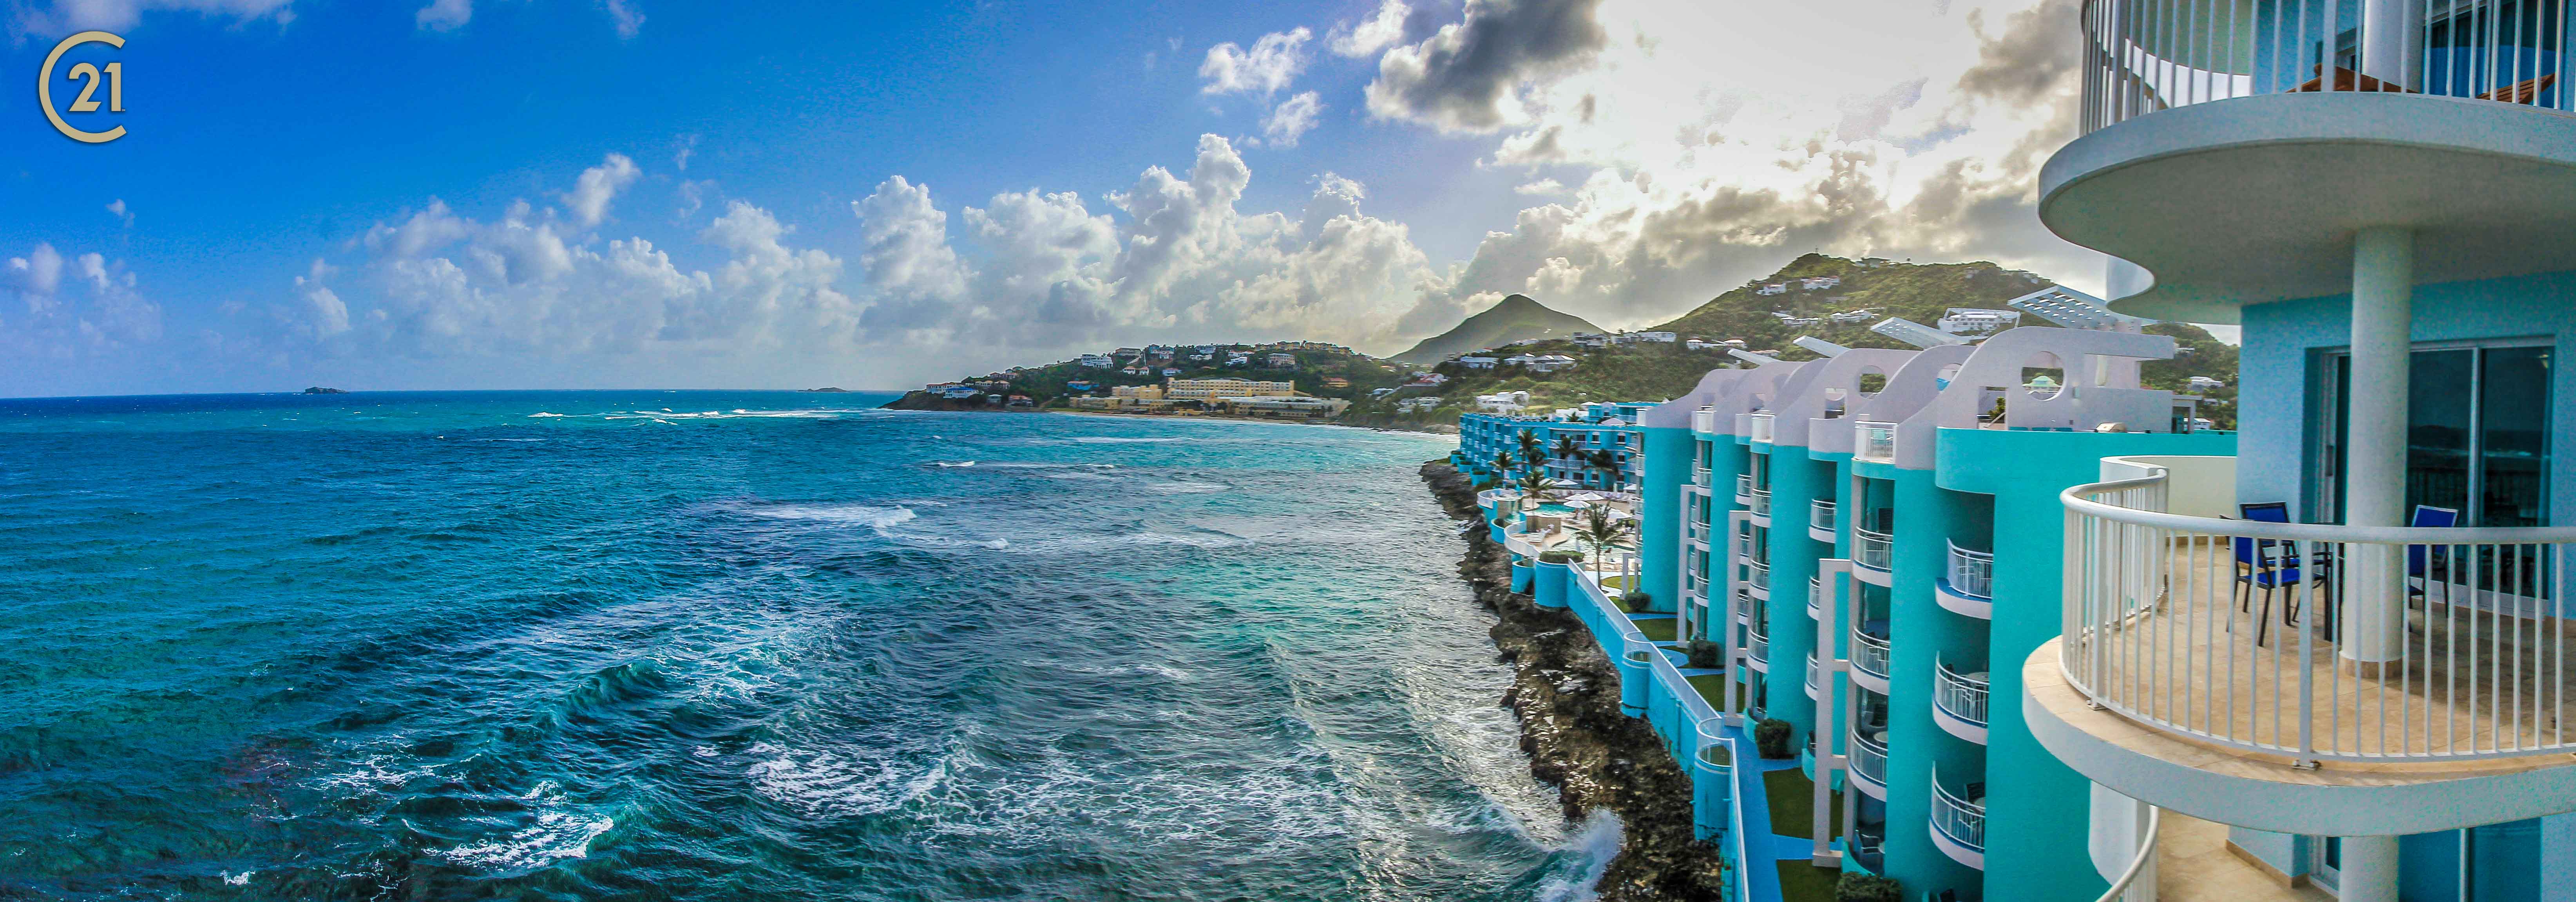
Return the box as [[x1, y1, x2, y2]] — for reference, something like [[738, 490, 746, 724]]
[[1417, 460, 1727, 900]]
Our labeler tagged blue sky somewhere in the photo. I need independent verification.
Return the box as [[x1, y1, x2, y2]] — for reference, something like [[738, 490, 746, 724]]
[[4, 0, 2100, 396]]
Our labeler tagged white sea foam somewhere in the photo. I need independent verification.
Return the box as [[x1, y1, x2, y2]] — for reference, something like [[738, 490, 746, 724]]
[[436, 808, 615, 874], [742, 503, 916, 530], [744, 742, 950, 820], [527, 412, 566, 418], [1071, 436, 1181, 444], [1532, 810, 1623, 902], [220, 871, 252, 886], [1144, 480, 1228, 494], [932, 461, 976, 468]]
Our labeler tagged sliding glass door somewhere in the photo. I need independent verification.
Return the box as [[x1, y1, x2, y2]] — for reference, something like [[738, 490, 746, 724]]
[[2314, 342, 2553, 527]]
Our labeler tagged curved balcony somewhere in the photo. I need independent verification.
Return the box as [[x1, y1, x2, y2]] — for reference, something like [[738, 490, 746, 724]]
[[1852, 527, 1894, 586], [1938, 540, 1995, 619], [1850, 628, 1892, 694], [1734, 473, 1754, 505], [1747, 620, 1770, 673], [1747, 559, 1772, 601], [1693, 463, 1713, 488], [1747, 412, 1776, 445], [1749, 487, 1772, 522], [1929, 767, 1986, 870], [1808, 499, 1837, 543], [1804, 651, 1821, 701], [2063, 472, 2576, 763], [1933, 658, 1989, 745], [2049, 0, 2576, 322], [1806, 575, 1825, 620], [1691, 408, 1717, 434], [1854, 420, 1897, 463], [1848, 727, 1890, 799]]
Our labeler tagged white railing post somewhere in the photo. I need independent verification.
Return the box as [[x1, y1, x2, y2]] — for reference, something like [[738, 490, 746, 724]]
[[1813, 557, 1853, 866]]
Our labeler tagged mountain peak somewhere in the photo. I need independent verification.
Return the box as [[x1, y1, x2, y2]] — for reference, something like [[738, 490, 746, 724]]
[[1393, 295, 1602, 363]]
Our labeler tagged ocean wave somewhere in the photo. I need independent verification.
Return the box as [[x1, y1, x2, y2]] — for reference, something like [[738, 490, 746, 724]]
[[434, 785, 616, 875], [1532, 810, 1623, 902], [527, 412, 566, 418], [745, 742, 950, 820], [738, 503, 916, 530], [1144, 480, 1228, 494], [1070, 436, 1181, 444], [930, 461, 976, 468]]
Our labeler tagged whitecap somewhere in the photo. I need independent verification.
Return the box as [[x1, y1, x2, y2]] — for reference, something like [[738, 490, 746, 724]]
[[1532, 809, 1623, 902], [221, 871, 252, 886], [932, 461, 976, 468], [741, 503, 916, 530], [527, 412, 565, 418], [436, 808, 615, 874]]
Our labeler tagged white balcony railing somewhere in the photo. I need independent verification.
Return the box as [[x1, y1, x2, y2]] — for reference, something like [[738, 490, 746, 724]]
[[1807, 576, 1826, 618], [1693, 408, 1716, 434], [1852, 629, 1893, 683], [1935, 658, 1990, 728], [2065, 468, 2576, 763], [1947, 540, 1994, 599], [1850, 727, 1889, 787], [1734, 473, 1755, 504], [1931, 767, 1986, 854], [1748, 412, 1776, 444], [1694, 463, 1713, 488], [1855, 420, 1897, 463], [1853, 527, 1894, 572], [1749, 620, 1770, 665], [1749, 559, 1771, 592], [2079, 0, 2576, 135], [1811, 499, 1837, 533], [1750, 488, 1772, 518]]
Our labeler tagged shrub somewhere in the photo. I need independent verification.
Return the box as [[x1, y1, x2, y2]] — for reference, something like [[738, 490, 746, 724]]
[[1754, 718, 1795, 759], [1538, 550, 1585, 564], [1624, 591, 1651, 609], [1835, 873, 1903, 902], [1493, 516, 1512, 528], [1686, 640, 1722, 669]]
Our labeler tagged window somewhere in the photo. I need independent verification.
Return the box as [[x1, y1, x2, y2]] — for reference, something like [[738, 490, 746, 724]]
[[2314, 341, 2552, 526]]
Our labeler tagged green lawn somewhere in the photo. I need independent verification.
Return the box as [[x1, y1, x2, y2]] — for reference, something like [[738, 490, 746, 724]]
[[1687, 673, 1727, 708], [1763, 766, 1843, 839], [1776, 860, 1841, 902], [1633, 617, 1677, 642]]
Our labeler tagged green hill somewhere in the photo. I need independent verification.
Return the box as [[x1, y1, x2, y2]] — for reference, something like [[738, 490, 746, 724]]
[[1392, 293, 1602, 364], [1348, 254, 2238, 429]]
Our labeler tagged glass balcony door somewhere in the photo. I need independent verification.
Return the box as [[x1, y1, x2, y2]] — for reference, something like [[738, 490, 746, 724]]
[[2313, 341, 2551, 528]]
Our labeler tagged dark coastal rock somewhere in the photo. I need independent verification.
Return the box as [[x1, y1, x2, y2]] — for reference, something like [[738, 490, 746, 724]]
[[1419, 460, 1727, 901], [301, 386, 348, 394]]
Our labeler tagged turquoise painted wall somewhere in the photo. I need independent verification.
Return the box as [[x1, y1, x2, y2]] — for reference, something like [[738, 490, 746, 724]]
[[1762, 445, 1835, 748], [1641, 425, 1692, 615], [1937, 427, 2236, 900], [2236, 269, 2576, 523], [1879, 468, 1988, 898]]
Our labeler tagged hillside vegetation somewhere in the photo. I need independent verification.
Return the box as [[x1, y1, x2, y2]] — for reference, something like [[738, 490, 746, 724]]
[[1347, 254, 2239, 429], [882, 346, 1410, 412], [1392, 293, 1601, 364]]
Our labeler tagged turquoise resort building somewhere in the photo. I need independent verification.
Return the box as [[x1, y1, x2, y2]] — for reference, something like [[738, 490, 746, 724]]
[[1459, 401, 1654, 492], [1463, 2, 2576, 899]]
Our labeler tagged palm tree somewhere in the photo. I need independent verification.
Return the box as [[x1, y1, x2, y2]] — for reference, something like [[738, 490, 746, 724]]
[[1585, 448, 1621, 489], [1491, 450, 1516, 477], [1514, 469, 1566, 508], [1575, 503, 1637, 585], [1517, 430, 1545, 473], [1552, 435, 1581, 465]]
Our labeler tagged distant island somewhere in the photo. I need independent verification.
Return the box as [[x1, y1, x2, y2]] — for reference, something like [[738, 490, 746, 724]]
[[301, 387, 348, 394], [879, 253, 2240, 432], [799, 387, 852, 393]]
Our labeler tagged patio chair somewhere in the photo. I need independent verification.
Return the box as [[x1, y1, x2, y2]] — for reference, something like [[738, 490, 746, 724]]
[[2234, 503, 2302, 646], [2407, 504, 2460, 609]]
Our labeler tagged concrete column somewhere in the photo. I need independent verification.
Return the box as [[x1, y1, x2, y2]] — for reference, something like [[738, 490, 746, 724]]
[[2359, 0, 2425, 89], [2338, 835, 2401, 902], [2343, 226, 2413, 666]]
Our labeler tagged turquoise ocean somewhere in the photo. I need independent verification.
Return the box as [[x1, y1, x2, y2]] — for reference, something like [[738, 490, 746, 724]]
[[0, 391, 1615, 900]]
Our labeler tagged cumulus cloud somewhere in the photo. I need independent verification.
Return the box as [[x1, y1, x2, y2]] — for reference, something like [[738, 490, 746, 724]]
[[1330, 0, 1414, 58], [561, 153, 641, 229], [414, 0, 469, 31], [2, 242, 162, 356], [1199, 27, 1312, 96], [10, 0, 292, 34], [603, 0, 641, 38], [1261, 91, 1325, 147], [1363, 0, 1609, 132], [1357, 0, 2109, 330]]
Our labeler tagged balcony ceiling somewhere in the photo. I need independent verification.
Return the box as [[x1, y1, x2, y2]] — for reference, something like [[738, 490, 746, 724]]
[[2038, 92, 2576, 324]]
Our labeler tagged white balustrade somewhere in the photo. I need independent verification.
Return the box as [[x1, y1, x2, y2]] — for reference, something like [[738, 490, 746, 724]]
[[1853, 527, 1894, 572], [1855, 420, 1897, 463], [1947, 540, 1994, 599], [1935, 658, 1990, 728]]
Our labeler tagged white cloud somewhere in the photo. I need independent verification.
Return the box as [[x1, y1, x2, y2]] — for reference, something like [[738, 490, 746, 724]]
[[1362, 0, 2109, 329], [603, 0, 641, 38], [1198, 27, 1312, 96], [414, 0, 469, 31], [1329, 0, 1412, 58], [293, 258, 348, 337], [1261, 91, 1325, 147], [2, 242, 161, 355], [560, 153, 641, 229], [106, 199, 132, 226], [11, 0, 293, 34]]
